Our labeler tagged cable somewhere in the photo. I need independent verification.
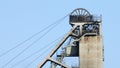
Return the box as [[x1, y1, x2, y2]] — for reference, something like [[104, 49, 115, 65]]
[[26, 54, 44, 68], [2, 14, 69, 68], [2, 22, 57, 68], [25, 35, 65, 68], [0, 13, 70, 58], [10, 35, 62, 68], [25, 42, 55, 68]]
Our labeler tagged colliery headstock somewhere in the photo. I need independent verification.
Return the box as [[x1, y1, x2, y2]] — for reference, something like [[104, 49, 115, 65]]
[[38, 8, 103, 68]]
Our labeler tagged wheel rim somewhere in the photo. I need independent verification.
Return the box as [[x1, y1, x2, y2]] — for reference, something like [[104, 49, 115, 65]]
[[70, 8, 91, 16]]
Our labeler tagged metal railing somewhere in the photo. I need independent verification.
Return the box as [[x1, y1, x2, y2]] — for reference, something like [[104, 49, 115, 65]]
[[69, 15, 101, 23]]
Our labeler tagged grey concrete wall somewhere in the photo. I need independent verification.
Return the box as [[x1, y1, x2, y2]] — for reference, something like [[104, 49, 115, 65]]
[[79, 36, 103, 68]]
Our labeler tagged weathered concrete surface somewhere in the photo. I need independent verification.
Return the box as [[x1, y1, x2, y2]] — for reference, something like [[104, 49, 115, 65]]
[[79, 36, 103, 68]]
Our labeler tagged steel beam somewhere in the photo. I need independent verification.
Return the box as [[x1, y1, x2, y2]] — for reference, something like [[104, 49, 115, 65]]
[[37, 25, 78, 68]]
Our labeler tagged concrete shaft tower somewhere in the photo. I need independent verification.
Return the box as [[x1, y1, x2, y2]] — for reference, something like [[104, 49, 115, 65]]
[[69, 8, 103, 68], [37, 8, 104, 68]]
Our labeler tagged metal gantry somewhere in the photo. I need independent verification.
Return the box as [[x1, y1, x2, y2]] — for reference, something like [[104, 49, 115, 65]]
[[37, 8, 104, 68]]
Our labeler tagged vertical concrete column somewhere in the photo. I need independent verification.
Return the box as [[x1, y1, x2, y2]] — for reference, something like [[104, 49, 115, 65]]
[[79, 36, 103, 68]]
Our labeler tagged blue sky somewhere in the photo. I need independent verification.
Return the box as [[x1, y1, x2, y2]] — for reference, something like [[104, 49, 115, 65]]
[[0, 0, 120, 68]]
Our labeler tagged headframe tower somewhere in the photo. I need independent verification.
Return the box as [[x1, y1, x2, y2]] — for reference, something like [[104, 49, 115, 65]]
[[37, 8, 104, 68]]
